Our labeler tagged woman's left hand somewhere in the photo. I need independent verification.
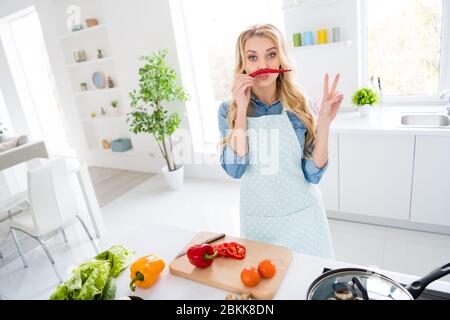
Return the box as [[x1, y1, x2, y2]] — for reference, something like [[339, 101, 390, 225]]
[[315, 73, 344, 126]]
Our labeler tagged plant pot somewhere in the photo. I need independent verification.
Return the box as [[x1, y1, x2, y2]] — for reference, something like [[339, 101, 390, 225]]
[[161, 164, 184, 190], [357, 104, 375, 118]]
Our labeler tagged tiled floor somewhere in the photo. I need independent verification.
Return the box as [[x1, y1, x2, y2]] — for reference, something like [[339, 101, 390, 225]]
[[1, 174, 449, 299]]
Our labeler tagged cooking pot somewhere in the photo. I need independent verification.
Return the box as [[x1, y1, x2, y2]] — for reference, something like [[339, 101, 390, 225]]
[[307, 262, 450, 300]]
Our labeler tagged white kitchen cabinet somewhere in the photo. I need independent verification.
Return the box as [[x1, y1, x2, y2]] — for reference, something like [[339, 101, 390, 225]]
[[319, 133, 339, 212], [410, 135, 450, 227], [339, 133, 415, 220]]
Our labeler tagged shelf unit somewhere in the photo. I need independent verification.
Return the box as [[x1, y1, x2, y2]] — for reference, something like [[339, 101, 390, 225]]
[[59, 21, 134, 159], [59, 24, 109, 40], [66, 56, 114, 68], [80, 116, 125, 123], [293, 40, 352, 50], [74, 87, 120, 96], [89, 148, 136, 156]]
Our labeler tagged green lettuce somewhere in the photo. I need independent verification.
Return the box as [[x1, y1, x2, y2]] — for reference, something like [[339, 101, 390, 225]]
[[94, 245, 132, 277], [49, 245, 132, 300], [50, 260, 111, 300]]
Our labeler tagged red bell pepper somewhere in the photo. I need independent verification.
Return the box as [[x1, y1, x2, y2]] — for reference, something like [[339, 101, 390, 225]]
[[186, 244, 217, 268], [213, 243, 229, 257], [225, 242, 246, 260], [213, 242, 246, 260], [249, 68, 292, 77]]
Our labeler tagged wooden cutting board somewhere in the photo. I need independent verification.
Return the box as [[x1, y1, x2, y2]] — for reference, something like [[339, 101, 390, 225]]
[[169, 232, 293, 300]]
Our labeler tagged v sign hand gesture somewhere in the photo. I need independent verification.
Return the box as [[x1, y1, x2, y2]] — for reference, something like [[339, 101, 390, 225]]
[[316, 73, 344, 126]]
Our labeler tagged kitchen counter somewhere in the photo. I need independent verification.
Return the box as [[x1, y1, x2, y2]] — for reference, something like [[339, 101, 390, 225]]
[[114, 222, 450, 300], [330, 106, 450, 136]]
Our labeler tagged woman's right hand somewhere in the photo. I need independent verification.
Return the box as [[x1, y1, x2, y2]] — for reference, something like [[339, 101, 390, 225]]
[[232, 74, 256, 113]]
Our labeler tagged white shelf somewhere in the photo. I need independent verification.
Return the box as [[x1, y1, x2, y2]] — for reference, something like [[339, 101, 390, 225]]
[[283, 0, 345, 11], [89, 148, 136, 156], [293, 40, 352, 50], [75, 88, 120, 96], [59, 24, 108, 40], [66, 57, 113, 68], [81, 116, 125, 123]]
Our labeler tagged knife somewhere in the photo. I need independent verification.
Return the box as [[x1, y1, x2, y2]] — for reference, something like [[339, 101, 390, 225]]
[[175, 233, 226, 259]]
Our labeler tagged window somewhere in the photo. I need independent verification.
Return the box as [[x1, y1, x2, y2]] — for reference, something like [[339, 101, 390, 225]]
[[362, 0, 450, 104], [170, 0, 284, 152], [0, 6, 75, 156]]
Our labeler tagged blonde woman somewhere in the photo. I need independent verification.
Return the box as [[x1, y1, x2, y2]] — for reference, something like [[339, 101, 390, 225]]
[[218, 24, 344, 259]]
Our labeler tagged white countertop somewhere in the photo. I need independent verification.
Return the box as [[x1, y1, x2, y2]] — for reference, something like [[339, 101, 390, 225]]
[[113, 222, 450, 300], [330, 106, 450, 136]]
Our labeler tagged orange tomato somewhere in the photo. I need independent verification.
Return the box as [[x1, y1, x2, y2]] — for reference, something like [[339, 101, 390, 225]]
[[258, 259, 276, 279], [240, 266, 261, 287]]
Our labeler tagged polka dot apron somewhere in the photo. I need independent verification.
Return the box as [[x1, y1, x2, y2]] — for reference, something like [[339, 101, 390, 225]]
[[240, 108, 335, 259]]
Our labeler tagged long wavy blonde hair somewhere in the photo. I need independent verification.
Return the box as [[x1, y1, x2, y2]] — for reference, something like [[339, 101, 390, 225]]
[[219, 23, 317, 159]]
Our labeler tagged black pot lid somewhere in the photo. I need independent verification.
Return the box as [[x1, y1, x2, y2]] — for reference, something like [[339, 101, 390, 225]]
[[307, 269, 413, 300]]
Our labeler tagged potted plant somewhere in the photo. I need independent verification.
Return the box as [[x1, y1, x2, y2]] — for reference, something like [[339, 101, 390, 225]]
[[351, 87, 379, 118], [127, 49, 189, 190], [97, 48, 103, 59], [80, 82, 88, 91], [0, 120, 6, 142], [110, 100, 119, 116]]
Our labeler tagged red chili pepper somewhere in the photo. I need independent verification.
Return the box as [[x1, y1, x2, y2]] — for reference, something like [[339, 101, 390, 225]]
[[186, 244, 217, 268], [249, 68, 292, 78]]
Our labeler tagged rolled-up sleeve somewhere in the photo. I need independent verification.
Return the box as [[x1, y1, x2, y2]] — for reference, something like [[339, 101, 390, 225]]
[[302, 156, 328, 184], [218, 102, 249, 179]]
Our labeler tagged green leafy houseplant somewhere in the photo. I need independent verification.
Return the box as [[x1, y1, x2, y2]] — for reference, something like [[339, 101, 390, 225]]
[[111, 100, 118, 108], [0, 120, 6, 139], [351, 87, 379, 108], [127, 49, 189, 172]]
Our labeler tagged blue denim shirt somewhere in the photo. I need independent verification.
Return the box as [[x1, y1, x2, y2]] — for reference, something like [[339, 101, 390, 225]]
[[218, 93, 328, 184]]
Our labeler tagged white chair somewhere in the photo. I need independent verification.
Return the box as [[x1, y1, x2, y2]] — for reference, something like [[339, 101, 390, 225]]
[[0, 191, 29, 220], [0, 186, 29, 260], [7, 158, 98, 282]]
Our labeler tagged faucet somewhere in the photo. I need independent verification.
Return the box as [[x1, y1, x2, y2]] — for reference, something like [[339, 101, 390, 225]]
[[440, 89, 450, 116], [369, 75, 383, 105], [377, 77, 383, 106]]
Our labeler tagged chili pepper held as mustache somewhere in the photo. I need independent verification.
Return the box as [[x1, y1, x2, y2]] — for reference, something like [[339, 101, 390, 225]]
[[249, 68, 292, 77]]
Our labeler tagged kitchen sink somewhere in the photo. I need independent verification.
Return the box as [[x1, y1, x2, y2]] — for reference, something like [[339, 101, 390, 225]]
[[400, 113, 450, 128]]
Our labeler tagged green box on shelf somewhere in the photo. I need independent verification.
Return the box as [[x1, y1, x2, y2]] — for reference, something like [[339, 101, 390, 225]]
[[110, 138, 132, 152]]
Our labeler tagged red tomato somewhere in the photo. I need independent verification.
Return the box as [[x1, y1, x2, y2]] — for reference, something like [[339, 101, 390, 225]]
[[258, 260, 276, 279], [240, 267, 261, 287]]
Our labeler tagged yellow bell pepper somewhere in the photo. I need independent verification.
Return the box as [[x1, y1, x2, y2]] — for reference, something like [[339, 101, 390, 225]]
[[129, 254, 165, 292]]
